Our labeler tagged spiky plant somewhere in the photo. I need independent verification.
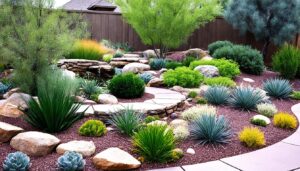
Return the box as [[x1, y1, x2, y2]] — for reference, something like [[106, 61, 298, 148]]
[[150, 58, 166, 70], [80, 79, 101, 98], [139, 72, 153, 84], [109, 107, 143, 136], [3, 152, 30, 171], [190, 114, 232, 145], [229, 87, 264, 111], [204, 86, 230, 105], [24, 69, 83, 133], [133, 124, 176, 162], [263, 79, 293, 99], [57, 151, 85, 171]]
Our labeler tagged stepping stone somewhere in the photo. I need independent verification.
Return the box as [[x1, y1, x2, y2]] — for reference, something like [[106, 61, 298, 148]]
[[183, 160, 239, 171], [93, 147, 141, 170], [0, 122, 23, 142], [10, 131, 60, 156], [186, 148, 195, 155], [56, 140, 96, 157]]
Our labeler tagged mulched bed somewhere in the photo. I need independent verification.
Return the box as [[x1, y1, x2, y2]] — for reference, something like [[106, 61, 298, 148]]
[[0, 71, 299, 170]]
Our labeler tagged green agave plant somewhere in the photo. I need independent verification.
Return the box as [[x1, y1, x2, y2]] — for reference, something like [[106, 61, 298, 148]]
[[204, 86, 230, 105], [3, 152, 30, 171], [263, 78, 293, 99], [230, 87, 264, 111], [190, 114, 232, 145]]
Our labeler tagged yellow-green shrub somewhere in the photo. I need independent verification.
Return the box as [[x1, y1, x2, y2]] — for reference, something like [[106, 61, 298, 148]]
[[239, 127, 266, 148], [79, 120, 107, 137], [273, 112, 297, 129]]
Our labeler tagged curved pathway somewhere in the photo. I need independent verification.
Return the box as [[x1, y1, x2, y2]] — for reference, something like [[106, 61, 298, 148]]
[[150, 103, 300, 171]]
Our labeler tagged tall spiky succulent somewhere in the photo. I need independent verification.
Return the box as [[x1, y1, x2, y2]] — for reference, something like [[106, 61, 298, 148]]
[[204, 86, 230, 105], [263, 78, 293, 99], [190, 114, 232, 145], [230, 87, 264, 111], [3, 152, 30, 171], [57, 151, 86, 171]]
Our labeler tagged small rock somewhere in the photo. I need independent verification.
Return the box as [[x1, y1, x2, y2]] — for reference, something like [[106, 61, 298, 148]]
[[93, 147, 141, 170], [98, 94, 118, 104], [0, 122, 23, 143], [184, 48, 207, 58], [122, 63, 150, 74], [243, 78, 255, 83], [143, 49, 158, 58], [3, 88, 20, 99], [10, 131, 60, 156], [194, 65, 219, 78], [62, 69, 76, 79], [56, 140, 96, 157], [186, 148, 195, 155], [252, 115, 271, 125], [0, 102, 24, 118], [187, 98, 193, 102], [107, 127, 114, 131], [147, 120, 167, 126], [147, 78, 164, 87], [170, 113, 179, 119], [5, 93, 31, 110]]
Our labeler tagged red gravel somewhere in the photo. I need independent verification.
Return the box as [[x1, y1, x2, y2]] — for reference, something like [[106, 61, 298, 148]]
[[0, 71, 299, 171]]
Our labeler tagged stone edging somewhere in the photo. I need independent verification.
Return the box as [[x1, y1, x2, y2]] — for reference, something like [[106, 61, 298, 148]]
[[149, 103, 300, 171]]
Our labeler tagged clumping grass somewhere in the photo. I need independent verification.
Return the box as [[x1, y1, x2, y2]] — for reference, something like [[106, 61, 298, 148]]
[[239, 127, 266, 148], [204, 77, 236, 87], [273, 112, 298, 129], [79, 120, 107, 137], [263, 78, 293, 99], [250, 118, 267, 127], [291, 91, 300, 100], [256, 103, 278, 118], [181, 105, 216, 122], [204, 86, 230, 105], [188, 91, 198, 98]]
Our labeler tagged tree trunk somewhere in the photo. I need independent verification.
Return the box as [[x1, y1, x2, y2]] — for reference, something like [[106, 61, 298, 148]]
[[262, 40, 270, 61]]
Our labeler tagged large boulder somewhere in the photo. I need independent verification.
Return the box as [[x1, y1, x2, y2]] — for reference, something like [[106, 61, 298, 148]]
[[93, 147, 141, 170], [0, 122, 23, 143], [122, 63, 150, 74], [56, 140, 96, 157], [147, 78, 164, 87], [194, 65, 219, 78], [10, 131, 60, 156], [98, 94, 118, 104]]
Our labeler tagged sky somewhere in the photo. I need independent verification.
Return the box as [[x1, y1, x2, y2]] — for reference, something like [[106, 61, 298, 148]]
[[54, 0, 70, 8]]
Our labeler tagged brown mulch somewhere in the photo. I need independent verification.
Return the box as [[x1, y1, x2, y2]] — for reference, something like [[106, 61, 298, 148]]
[[0, 71, 299, 171]]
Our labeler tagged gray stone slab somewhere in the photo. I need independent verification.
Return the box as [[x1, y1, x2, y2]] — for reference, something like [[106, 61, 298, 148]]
[[155, 94, 186, 100], [221, 142, 300, 171], [183, 161, 239, 171], [145, 87, 179, 95], [76, 105, 94, 116], [148, 167, 183, 171]]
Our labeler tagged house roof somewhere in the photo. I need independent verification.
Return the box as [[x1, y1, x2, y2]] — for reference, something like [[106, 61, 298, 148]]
[[62, 0, 120, 13]]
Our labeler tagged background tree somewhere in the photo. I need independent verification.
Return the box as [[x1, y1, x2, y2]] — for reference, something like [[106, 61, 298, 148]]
[[115, 0, 221, 58], [0, 0, 88, 95], [224, 0, 300, 59]]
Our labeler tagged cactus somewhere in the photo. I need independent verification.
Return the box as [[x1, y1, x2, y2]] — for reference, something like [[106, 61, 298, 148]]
[[139, 72, 153, 84], [3, 151, 30, 171], [57, 151, 86, 171]]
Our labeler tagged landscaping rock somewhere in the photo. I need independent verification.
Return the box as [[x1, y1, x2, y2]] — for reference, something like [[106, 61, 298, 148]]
[[56, 140, 96, 157], [170, 112, 179, 119], [62, 69, 76, 79], [6, 93, 31, 110], [143, 49, 158, 58], [3, 88, 20, 99], [171, 86, 186, 93], [194, 65, 219, 78], [243, 78, 255, 83], [0, 122, 23, 143], [0, 102, 24, 118], [252, 115, 271, 125], [10, 131, 60, 156], [184, 48, 208, 58], [93, 147, 141, 170], [122, 63, 150, 74], [147, 78, 164, 87], [123, 53, 140, 58], [98, 94, 118, 104], [158, 68, 168, 74], [186, 148, 195, 155]]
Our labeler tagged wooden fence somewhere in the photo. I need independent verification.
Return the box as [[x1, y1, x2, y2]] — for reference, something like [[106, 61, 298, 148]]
[[70, 10, 300, 64]]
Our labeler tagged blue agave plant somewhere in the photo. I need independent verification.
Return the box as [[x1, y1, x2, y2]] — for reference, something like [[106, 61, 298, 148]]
[[3, 151, 30, 171], [57, 151, 85, 171], [204, 86, 230, 105], [139, 72, 153, 84], [263, 78, 293, 99], [0, 82, 10, 94], [150, 58, 166, 70]]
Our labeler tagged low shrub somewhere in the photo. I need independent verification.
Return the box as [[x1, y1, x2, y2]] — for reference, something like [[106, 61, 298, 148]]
[[139, 72, 153, 84], [208, 40, 233, 55], [257, 103, 278, 118], [166, 61, 183, 69], [272, 45, 300, 79], [133, 124, 176, 163], [109, 107, 143, 136], [213, 45, 264, 75], [204, 86, 230, 105], [163, 67, 204, 88], [182, 56, 197, 67], [108, 73, 145, 99], [291, 91, 300, 100], [196, 97, 208, 104], [67, 40, 111, 60], [188, 91, 198, 98], [250, 118, 267, 127], [190, 114, 232, 145], [150, 58, 166, 70], [79, 120, 107, 137], [171, 148, 184, 161], [80, 79, 101, 98], [173, 126, 190, 141], [103, 54, 113, 63], [230, 87, 264, 111], [263, 79, 293, 99], [57, 151, 85, 171], [3, 152, 30, 171], [144, 115, 160, 124], [24, 69, 83, 133], [273, 112, 297, 129], [190, 59, 240, 78], [239, 127, 266, 148], [204, 77, 236, 87], [181, 105, 216, 122]]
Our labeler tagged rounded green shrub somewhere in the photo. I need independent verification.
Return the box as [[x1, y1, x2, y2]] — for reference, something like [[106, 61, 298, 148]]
[[166, 61, 183, 69], [144, 115, 160, 124], [213, 45, 264, 75], [204, 77, 236, 87], [208, 40, 233, 55], [190, 59, 240, 78], [272, 44, 300, 79], [79, 120, 107, 137], [108, 73, 145, 98], [163, 67, 204, 88]]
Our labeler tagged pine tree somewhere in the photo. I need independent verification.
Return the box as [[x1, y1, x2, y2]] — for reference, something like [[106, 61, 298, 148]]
[[115, 0, 221, 58], [224, 0, 300, 59], [0, 0, 88, 95]]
